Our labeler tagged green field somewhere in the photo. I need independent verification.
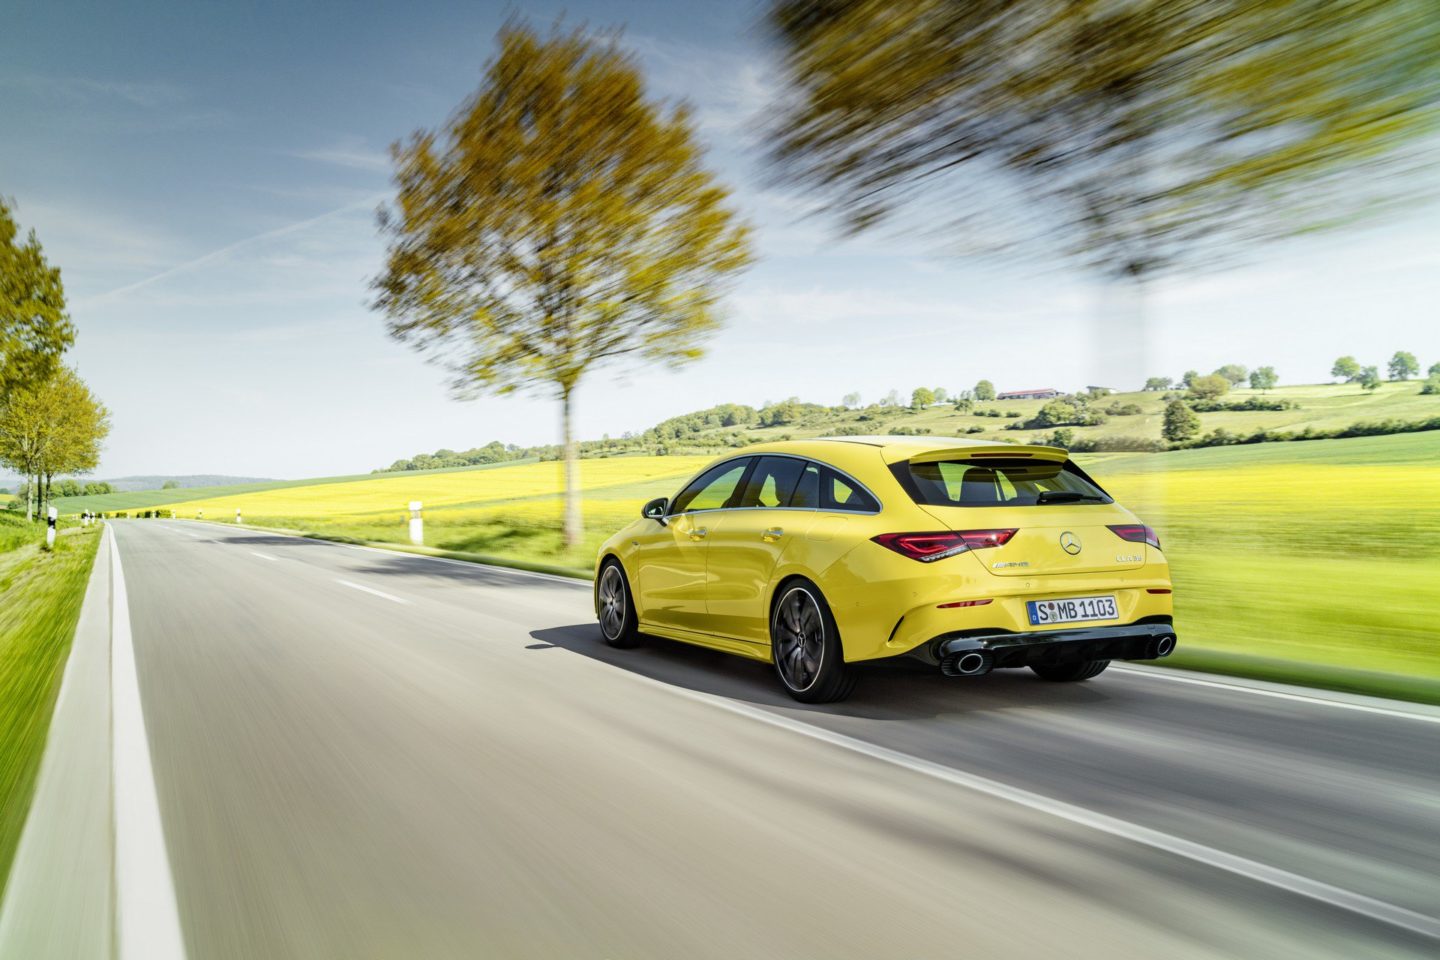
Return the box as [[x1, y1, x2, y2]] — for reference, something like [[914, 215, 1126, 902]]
[[650, 379, 1440, 452], [0, 519, 101, 899]]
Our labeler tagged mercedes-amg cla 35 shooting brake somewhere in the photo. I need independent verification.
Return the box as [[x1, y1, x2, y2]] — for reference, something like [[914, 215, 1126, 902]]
[[595, 437, 1177, 702]]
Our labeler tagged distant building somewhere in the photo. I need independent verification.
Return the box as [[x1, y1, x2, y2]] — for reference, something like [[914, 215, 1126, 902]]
[[997, 388, 1060, 400]]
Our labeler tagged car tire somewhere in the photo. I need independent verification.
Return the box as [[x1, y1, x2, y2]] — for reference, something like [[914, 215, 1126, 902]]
[[770, 580, 856, 703], [1030, 659, 1110, 682], [597, 560, 641, 648]]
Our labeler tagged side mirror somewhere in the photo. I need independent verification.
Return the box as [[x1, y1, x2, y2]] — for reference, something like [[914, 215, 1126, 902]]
[[642, 497, 669, 524]]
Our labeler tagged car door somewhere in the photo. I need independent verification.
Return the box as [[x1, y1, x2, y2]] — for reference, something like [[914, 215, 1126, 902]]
[[633, 458, 752, 632], [703, 457, 819, 643]]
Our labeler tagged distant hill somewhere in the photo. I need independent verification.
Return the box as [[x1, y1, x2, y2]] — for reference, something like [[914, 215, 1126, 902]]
[[101, 475, 276, 493]]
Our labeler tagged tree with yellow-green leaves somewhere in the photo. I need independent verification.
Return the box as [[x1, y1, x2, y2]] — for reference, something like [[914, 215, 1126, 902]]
[[373, 23, 753, 548], [0, 366, 110, 521], [767, 0, 1440, 338], [2, 198, 74, 403]]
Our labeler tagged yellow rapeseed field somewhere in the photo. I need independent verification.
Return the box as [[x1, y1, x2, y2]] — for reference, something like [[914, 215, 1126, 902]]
[[155, 456, 710, 520]]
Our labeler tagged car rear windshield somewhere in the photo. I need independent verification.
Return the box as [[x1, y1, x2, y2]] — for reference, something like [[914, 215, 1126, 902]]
[[895, 457, 1112, 507]]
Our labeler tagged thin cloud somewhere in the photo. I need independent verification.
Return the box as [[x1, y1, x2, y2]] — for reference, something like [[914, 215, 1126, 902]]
[[76, 194, 387, 305], [2, 74, 189, 108], [292, 142, 391, 173]]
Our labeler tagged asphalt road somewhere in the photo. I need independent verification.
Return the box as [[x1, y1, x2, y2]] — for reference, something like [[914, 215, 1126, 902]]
[[107, 519, 1440, 959]]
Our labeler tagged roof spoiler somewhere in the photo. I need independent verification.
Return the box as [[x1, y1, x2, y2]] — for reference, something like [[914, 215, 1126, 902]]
[[887, 444, 1069, 465]]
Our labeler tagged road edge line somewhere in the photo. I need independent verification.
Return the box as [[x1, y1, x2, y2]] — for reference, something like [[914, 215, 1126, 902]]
[[109, 525, 188, 960], [1111, 665, 1440, 725]]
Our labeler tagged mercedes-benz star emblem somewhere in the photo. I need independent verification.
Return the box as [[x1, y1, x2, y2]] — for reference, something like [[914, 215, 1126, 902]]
[[1059, 531, 1082, 555]]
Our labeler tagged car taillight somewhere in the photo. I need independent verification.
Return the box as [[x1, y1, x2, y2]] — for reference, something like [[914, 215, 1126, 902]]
[[1108, 524, 1161, 549], [871, 529, 1017, 563]]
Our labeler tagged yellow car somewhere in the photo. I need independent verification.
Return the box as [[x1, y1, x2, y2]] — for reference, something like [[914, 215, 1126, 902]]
[[595, 436, 1176, 702]]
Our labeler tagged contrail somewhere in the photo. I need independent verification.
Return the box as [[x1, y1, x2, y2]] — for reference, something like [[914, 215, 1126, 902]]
[[77, 192, 387, 305]]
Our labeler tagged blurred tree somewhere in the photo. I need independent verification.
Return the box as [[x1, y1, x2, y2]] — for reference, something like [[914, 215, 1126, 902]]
[[1331, 356, 1362, 382], [1358, 366, 1382, 391], [162, 479, 180, 489], [1162, 399, 1201, 443], [842, 390, 861, 407], [974, 379, 996, 401], [1214, 364, 1248, 386], [1249, 366, 1279, 391], [768, 0, 1440, 364], [1187, 374, 1230, 399], [910, 386, 935, 408], [932, 387, 948, 403], [1, 199, 74, 403], [1419, 372, 1440, 396], [0, 366, 107, 519], [1143, 376, 1172, 391], [1180, 370, 1200, 389], [1387, 351, 1419, 380], [373, 24, 752, 547], [881, 389, 900, 406]]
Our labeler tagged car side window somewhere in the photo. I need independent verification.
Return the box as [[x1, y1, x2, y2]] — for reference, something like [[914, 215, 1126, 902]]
[[790, 463, 821, 509], [671, 460, 750, 513], [737, 457, 807, 509], [821, 467, 880, 512]]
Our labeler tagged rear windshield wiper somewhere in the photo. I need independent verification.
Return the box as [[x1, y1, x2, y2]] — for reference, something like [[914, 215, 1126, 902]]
[[1034, 491, 1107, 504]]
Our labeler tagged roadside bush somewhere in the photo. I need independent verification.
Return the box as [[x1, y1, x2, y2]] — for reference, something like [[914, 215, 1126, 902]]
[[1004, 410, 1022, 418], [1420, 374, 1440, 396], [965, 425, 985, 434], [1188, 397, 1298, 412], [1103, 402, 1145, 416], [1090, 435, 1167, 452], [1174, 415, 1440, 448]]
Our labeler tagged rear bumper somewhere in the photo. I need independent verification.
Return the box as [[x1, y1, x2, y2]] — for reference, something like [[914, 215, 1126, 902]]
[[930, 620, 1177, 674]]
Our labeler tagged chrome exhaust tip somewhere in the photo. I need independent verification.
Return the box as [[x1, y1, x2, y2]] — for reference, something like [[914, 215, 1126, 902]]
[[941, 649, 994, 677], [1147, 634, 1177, 659]]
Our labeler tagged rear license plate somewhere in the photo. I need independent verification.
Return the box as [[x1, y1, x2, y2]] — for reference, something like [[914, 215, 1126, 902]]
[[1027, 595, 1118, 626]]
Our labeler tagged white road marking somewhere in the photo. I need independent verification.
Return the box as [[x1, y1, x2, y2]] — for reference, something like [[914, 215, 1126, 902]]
[[175, 519, 590, 588], [621, 671, 1440, 942], [334, 578, 411, 605], [1111, 665, 1440, 725], [248, 551, 278, 562], [109, 527, 189, 960]]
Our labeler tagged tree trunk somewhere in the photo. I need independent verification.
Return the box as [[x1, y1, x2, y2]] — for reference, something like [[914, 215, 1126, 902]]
[[561, 389, 581, 549], [25, 474, 34, 523]]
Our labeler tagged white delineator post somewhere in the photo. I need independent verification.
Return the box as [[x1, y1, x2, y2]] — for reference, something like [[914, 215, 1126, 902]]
[[235, 508, 242, 524], [46, 506, 57, 549], [409, 501, 423, 546]]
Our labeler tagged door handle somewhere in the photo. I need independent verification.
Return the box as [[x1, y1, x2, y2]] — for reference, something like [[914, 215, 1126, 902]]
[[762, 527, 784, 542], [689, 527, 708, 541]]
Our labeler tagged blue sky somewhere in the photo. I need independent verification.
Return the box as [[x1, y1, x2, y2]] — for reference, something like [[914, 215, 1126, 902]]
[[3, 0, 1437, 479]]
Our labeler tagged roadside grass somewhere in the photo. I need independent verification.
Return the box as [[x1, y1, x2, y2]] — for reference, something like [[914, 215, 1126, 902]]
[[129, 430, 1440, 704], [0, 523, 101, 900]]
